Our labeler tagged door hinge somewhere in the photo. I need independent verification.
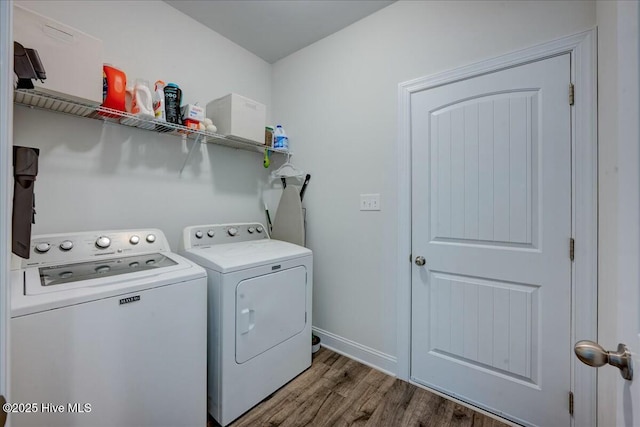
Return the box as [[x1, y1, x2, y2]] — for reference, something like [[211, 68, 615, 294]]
[[569, 83, 575, 106], [409, 253, 412, 263], [569, 391, 574, 415], [570, 238, 575, 261]]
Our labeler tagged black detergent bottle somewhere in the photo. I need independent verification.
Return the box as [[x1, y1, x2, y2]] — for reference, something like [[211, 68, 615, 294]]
[[164, 83, 182, 125]]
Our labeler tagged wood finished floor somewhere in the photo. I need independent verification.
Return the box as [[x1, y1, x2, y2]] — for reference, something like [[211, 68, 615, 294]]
[[211, 347, 510, 427]]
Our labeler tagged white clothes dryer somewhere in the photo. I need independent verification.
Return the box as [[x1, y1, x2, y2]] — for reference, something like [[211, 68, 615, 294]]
[[179, 223, 312, 426], [10, 229, 207, 427]]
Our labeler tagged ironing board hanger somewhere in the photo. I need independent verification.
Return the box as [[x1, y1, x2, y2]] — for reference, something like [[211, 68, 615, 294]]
[[270, 153, 305, 181]]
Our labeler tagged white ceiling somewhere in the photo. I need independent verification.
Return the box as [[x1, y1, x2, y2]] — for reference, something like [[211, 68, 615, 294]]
[[164, 0, 396, 64]]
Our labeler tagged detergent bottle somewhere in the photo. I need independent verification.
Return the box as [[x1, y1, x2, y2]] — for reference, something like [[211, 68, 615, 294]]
[[130, 79, 154, 118], [274, 125, 288, 150], [101, 64, 126, 112], [163, 83, 182, 125], [153, 80, 166, 121]]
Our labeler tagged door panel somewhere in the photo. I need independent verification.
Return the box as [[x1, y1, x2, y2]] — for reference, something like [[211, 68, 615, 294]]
[[411, 54, 571, 426], [429, 272, 538, 381], [431, 92, 537, 246], [235, 267, 307, 364]]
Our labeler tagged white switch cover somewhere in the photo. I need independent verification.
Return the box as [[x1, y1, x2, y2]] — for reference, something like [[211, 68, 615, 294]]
[[360, 194, 381, 211]]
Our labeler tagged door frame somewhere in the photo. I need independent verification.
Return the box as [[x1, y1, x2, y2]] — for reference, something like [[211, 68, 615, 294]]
[[396, 29, 597, 426], [0, 0, 13, 417]]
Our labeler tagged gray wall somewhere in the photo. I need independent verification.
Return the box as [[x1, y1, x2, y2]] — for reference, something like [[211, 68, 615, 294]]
[[14, 0, 600, 373], [14, 0, 274, 249], [272, 0, 596, 364], [595, 1, 640, 425]]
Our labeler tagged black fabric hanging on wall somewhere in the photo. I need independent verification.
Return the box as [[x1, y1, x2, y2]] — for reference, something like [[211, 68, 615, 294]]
[[12, 146, 39, 259]]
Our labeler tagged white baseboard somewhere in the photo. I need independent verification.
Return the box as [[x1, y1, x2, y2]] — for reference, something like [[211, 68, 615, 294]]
[[312, 327, 397, 376]]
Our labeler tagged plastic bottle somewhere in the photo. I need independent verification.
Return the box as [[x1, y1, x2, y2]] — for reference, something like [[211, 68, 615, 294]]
[[129, 78, 154, 118], [274, 125, 288, 150], [153, 80, 166, 121], [101, 64, 126, 114], [163, 83, 182, 125]]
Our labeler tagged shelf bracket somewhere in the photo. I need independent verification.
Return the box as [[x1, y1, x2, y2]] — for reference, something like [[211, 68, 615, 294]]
[[179, 134, 202, 176]]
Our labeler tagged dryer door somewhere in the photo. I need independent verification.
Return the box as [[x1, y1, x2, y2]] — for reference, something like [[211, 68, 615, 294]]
[[236, 266, 307, 364]]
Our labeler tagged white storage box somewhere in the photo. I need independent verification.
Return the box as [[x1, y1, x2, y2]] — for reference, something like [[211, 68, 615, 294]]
[[206, 94, 266, 144], [13, 5, 103, 106]]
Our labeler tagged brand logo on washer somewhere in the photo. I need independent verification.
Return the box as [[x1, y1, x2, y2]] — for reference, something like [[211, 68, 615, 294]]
[[119, 295, 140, 305]]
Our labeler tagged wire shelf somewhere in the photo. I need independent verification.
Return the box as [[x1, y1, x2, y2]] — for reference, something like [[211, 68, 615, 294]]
[[13, 89, 288, 156]]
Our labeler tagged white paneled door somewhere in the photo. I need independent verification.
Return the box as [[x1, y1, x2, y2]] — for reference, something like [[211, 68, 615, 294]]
[[614, 1, 639, 423], [411, 54, 571, 426]]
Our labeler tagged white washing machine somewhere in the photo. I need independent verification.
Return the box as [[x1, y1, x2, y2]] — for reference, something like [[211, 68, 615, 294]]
[[10, 229, 208, 427], [179, 223, 312, 426]]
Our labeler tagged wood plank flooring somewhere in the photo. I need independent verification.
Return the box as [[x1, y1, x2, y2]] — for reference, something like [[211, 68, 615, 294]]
[[209, 347, 510, 427]]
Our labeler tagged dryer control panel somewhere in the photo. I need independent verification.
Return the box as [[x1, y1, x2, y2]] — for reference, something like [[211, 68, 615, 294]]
[[182, 223, 269, 249]]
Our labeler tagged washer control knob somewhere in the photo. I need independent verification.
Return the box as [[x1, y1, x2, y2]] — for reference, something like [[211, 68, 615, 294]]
[[195, 231, 203, 239], [146, 234, 156, 243], [228, 227, 238, 237], [207, 229, 215, 238], [59, 240, 73, 251], [129, 235, 140, 245], [35, 242, 51, 253], [247, 227, 255, 234], [95, 236, 111, 249], [95, 265, 110, 274], [256, 226, 264, 233]]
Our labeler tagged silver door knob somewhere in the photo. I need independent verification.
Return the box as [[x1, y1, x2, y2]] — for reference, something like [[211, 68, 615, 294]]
[[415, 256, 426, 266], [574, 340, 633, 381]]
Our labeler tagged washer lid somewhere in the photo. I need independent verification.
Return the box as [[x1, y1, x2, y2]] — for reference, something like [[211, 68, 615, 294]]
[[12, 252, 206, 317], [39, 253, 177, 287], [184, 239, 311, 273]]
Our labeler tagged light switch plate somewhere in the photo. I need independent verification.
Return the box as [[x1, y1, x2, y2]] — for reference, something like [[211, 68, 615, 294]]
[[360, 194, 380, 211]]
